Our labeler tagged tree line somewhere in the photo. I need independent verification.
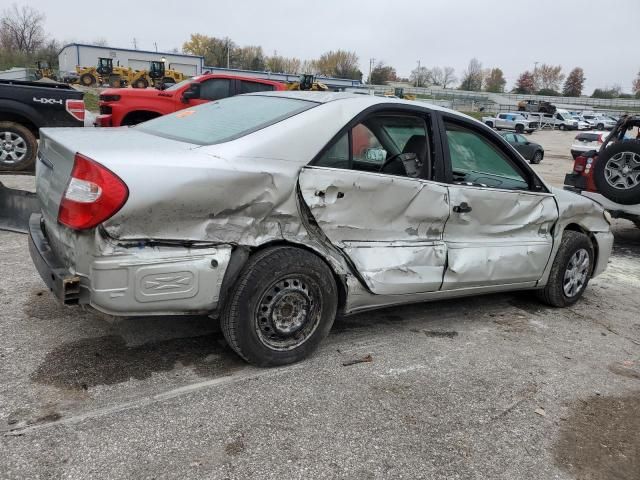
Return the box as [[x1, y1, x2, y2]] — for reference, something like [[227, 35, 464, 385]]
[[1, 4, 639, 99]]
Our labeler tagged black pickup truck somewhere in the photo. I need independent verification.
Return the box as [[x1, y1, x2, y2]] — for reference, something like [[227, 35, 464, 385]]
[[0, 79, 85, 171]]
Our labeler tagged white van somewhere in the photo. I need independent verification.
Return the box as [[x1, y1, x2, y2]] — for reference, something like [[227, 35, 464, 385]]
[[524, 110, 578, 130]]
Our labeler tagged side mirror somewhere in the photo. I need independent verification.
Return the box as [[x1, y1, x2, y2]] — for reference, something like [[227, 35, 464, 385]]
[[181, 84, 200, 103]]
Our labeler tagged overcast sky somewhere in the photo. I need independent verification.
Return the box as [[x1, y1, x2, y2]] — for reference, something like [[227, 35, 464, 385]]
[[25, 0, 640, 93]]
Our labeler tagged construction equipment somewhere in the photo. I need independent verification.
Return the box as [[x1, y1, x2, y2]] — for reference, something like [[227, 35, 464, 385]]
[[286, 74, 329, 91], [34, 60, 57, 81], [384, 87, 416, 100], [126, 61, 187, 89], [518, 99, 556, 114], [76, 57, 130, 88]]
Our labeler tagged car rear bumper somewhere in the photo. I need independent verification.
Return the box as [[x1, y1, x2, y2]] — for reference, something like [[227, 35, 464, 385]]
[[29, 213, 233, 316], [28, 213, 82, 304]]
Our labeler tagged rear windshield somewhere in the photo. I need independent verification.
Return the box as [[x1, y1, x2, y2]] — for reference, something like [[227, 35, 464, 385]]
[[136, 95, 317, 145], [576, 133, 601, 141]]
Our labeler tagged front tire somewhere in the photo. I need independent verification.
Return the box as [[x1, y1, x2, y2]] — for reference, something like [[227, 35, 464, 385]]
[[515, 124, 524, 134], [536, 231, 593, 307], [221, 246, 338, 367]]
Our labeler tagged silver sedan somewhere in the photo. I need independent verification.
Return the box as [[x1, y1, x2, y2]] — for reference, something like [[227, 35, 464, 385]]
[[30, 92, 614, 366]]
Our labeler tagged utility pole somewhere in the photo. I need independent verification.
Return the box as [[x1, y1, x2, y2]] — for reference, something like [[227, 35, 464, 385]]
[[133, 38, 138, 50], [154, 42, 158, 52], [368, 57, 375, 90]]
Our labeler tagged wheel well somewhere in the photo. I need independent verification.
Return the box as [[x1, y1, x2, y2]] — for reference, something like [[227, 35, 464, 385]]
[[562, 223, 599, 274], [0, 112, 38, 138], [229, 241, 348, 314], [121, 110, 161, 126]]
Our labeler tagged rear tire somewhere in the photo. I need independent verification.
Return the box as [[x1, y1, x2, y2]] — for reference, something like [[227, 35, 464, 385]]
[[0, 121, 37, 171], [485, 121, 494, 128], [592, 140, 640, 205], [559, 124, 566, 131], [221, 246, 338, 367], [597, 123, 604, 130], [536, 231, 593, 307], [134, 78, 149, 89]]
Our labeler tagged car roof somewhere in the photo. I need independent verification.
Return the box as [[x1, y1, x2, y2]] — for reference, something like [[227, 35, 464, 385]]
[[246, 90, 456, 115]]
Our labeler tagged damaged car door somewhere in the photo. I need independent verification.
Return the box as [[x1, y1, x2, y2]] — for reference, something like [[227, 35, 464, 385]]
[[440, 118, 558, 289], [299, 111, 451, 295]]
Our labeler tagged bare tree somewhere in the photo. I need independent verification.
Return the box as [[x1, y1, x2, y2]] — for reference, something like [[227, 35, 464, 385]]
[[442, 66, 457, 88], [633, 70, 640, 98], [459, 58, 483, 91], [410, 66, 431, 87], [430, 66, 444, 86], [0, 4, 45, 53]]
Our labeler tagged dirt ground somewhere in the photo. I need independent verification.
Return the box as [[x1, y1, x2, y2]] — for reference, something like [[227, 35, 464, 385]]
[[1, 129, 639, 479]]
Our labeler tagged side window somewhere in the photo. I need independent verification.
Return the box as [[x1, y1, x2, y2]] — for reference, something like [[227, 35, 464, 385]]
[[504, 133, 516, 143], [240, 81, 274, 94], [444, 121, 529, 190], [199, 79, 231, 101], [498, 114, 507, 119], [315, 114, 429, 178], [515, 134, 528, 143], [315, 132, 349, 169]]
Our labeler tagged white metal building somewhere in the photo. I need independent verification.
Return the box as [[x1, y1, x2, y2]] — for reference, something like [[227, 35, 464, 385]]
[[58, 43, 204, 77]]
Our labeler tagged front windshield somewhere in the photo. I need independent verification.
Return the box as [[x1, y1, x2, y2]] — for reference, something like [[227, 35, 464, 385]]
[[164, 79, 193, 91]]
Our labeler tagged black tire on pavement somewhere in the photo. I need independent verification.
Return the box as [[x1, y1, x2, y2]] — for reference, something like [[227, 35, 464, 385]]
[[559, 124, 566, 131], [597, 123, 604, 130], [531, 150, 543, 164], [134, 78, 149, 89], [221, 246, 338, 367], [536, 231, 594, 307], [515, 124, 524, 134], [0, 121, 37, 171], [80, 73, 96, 86], [592, 140, 640, 205], [485, 121, 494, 128]]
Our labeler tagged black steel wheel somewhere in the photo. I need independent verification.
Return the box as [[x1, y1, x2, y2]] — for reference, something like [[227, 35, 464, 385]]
[[221, 246, 338, 366]]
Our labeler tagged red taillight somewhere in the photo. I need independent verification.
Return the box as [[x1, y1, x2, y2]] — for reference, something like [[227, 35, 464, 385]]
[[66, 99, 85, 121], [58, 154, 128, 230], [573, 156, 587, 173]]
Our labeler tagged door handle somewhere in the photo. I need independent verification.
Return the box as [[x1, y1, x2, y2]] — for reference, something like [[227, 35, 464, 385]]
[[453, 202, 472, 213]]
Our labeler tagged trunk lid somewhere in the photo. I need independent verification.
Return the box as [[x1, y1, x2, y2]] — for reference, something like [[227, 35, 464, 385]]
[[36, 127, 198, 224]]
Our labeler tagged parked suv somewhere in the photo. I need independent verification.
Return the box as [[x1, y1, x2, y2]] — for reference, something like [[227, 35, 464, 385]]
[[570, 131, 608, 159], [96, 74, 286, 126], [582, 114, 616, 130], [565, 115, 640, 226]]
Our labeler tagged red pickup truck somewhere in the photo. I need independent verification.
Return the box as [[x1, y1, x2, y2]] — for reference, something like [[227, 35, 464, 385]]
[[96, 74, 286, 127]]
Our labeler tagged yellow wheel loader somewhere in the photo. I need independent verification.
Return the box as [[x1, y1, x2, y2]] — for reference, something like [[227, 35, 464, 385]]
[[34, 61, 57, 81], [76, 58, 130, 88], [286, 74, 329, 91]]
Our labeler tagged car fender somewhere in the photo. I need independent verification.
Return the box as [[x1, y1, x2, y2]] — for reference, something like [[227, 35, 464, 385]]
[[0, 98, 46, 128], [537, 187, 610, 286]]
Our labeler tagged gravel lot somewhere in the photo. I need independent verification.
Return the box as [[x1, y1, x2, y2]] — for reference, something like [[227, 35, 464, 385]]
[[1, 130, 639, 479]]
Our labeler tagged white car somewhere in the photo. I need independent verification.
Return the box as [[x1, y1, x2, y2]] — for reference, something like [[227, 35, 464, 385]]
[[570, 131, 609, 158], [582, 114, 616, 130], [572, 115, 592, 130]]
